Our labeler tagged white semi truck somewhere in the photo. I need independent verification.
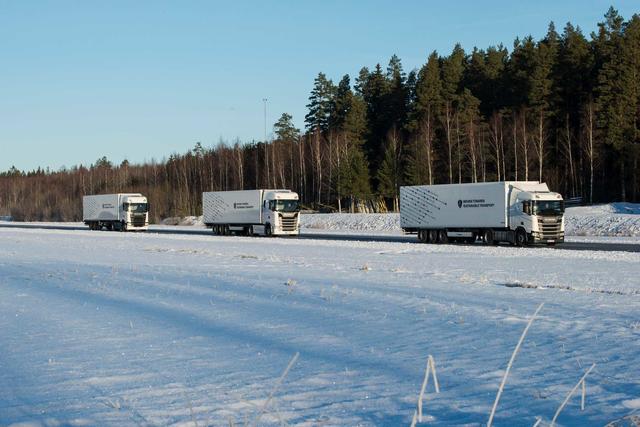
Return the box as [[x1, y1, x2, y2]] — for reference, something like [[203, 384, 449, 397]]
[[83, 193, 149, 231], [203, 189, 300, 236], [400, 182, 564, 246]]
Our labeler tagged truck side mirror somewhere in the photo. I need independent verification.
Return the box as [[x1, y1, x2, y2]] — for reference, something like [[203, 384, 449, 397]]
[[123, 203, 127, 211]]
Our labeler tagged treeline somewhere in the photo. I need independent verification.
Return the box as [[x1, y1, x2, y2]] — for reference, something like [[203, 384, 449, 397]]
[[1, 7, 639, 222]]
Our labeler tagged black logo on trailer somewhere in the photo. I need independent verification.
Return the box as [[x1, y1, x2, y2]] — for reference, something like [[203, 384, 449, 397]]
[[457, 200, 462, 208]]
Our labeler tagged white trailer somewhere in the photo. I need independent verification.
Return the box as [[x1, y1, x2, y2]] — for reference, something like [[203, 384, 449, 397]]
[[83, 193, 149, 231], [202, 189, 300, 236], [400, 182, 564, 246]]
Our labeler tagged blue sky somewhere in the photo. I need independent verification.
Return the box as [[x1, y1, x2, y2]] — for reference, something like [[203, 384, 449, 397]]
[[0, 1, 637, 171]]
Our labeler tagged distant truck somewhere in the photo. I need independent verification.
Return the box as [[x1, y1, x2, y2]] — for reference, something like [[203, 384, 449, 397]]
[[400, 182, 564, 246], [83, 193, 149, 231], [203, 189, 300, 236]]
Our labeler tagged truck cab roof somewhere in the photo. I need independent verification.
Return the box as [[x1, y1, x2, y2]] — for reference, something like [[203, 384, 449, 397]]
[[264, 190, 299, 200], [517, 191, 563, 201]]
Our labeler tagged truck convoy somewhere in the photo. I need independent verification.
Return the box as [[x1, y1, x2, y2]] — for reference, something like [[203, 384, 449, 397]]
[[400, 181, 564, 246], [203, 189, 300, 236], [83, 193, 149, 231]]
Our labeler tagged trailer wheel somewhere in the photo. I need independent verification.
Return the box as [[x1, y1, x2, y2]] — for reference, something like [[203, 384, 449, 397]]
[[428, 229, 437, 244], [515, 228, 527, 247], [483, 229, 494, 245], [247, 226, 254, 236], [265, 223, 272, 237], [418, 230, 425, 243], [437, 229, 448, 244]]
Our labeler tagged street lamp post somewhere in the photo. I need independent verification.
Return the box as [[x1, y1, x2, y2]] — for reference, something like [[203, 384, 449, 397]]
[[262, 98, 269, 187]]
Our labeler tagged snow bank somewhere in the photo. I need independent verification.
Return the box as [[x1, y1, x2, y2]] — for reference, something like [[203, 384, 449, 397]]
[[564, 203, 640, 237], [301, 212, 400, 232], [161, 216, 205, 226]]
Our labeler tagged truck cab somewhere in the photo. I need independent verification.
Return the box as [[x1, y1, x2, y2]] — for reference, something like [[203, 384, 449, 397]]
[[121, 195, 149, 231], [261, 190, 300, 236], [510, 190, 564, 244]]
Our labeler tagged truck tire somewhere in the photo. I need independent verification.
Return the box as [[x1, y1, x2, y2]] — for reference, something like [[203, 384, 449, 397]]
[[418, 230, 425, 243], [437, 229, 448, 244], [247, 226, 254, 236], [428, 229, 437, 244], [483, 229, 494, 245], [265, 223, 272, 237], [515, 228, 527, 247]]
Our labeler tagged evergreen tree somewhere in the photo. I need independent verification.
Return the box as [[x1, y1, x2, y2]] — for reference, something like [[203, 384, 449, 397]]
[[529, 23, 559, 181], [304, 72, 335, 132], [377, 128, 402, 210], [594, 7, 634, 200], [441, 44, 466, 183], [274, 113, 300, 142], [333, 75, 371, 211], [407, 51, 442, 185], [359, 63, 390, 185]]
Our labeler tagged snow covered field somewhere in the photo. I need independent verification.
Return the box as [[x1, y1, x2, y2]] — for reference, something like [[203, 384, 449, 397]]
[[1, 226, 639, 426]]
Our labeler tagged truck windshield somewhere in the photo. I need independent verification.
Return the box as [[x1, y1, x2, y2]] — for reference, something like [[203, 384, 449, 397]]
[[125, 203, 148, 213], [273, 200, 299, 212], [533, 200, 564, 215]]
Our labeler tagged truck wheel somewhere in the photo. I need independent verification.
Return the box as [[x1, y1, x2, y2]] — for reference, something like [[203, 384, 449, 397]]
[[515, 229, 527, 247], [483, 229, 494, 245], [247, 226, 254, 236], [418, 230, 425, 243], [428, 229, 437, 244], [437, 229, 448, 244], [265, 223, 272, 237]]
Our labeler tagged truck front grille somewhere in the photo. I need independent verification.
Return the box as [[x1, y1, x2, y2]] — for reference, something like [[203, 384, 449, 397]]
[[132, 215, 146, 227], [537, 217, 562, 239], [280, 214, 298, 232]]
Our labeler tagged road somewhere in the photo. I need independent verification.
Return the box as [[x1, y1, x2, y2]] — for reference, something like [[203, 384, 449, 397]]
[[1, 222, 638, 253]]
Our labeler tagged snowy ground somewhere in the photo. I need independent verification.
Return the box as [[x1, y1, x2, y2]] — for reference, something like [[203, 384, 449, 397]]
[[1, 226, 639, 426]]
